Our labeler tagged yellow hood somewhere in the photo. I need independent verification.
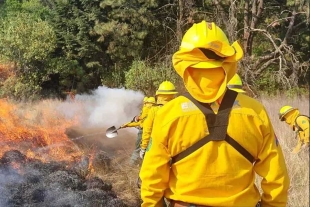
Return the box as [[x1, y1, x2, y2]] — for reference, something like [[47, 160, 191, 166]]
[[284, 109, 300, 129], [172, 41, 243, 103]]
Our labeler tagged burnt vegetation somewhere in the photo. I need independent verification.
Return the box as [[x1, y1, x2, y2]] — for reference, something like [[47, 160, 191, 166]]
[[0, 150, 128, 207]]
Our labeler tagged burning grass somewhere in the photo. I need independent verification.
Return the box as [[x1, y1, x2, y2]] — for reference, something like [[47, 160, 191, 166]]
[[0, 98, 141, 206], [0, 98, 81, 162]]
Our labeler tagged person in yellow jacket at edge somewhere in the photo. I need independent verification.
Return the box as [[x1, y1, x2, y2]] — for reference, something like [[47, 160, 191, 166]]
[[139, 21, 289, 207], [279, 105, 309, 154], [139, 81, 178, 159], [121, 96, 155, 165]]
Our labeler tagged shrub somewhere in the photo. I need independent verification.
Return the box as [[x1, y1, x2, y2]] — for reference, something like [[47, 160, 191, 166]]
[[125, 60, 181, 96]]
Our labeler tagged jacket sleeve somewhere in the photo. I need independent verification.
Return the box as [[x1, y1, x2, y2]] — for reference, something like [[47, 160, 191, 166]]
[[140, 113, 170, 207], [139, 106, 149, 121], [254, 110, 290, 207], [126, 120, 141, 127], [140, 108, 155, 149], [124, 106, 146, 128]]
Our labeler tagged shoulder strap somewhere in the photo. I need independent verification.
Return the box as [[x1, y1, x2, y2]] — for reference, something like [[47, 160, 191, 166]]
[[224, 135, 255, 163], [170, 90, 255, 165], [170, 90, 237, 165]]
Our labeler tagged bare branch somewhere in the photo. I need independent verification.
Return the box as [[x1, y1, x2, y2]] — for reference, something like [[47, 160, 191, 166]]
[[283, 10, 296, 44], [250, 28, 284, 54], [267, 16, 294, 28], [254, 58, 276, 75], [250, 0, 264, 29]]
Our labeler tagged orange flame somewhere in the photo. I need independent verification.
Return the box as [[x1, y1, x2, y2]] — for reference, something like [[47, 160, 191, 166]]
[[0, 98, 82, 162]]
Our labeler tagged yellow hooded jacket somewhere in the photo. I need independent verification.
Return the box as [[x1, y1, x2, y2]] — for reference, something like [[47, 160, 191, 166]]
[[140, 95, 175, 150], [140, 105, 162, 149], [284, 110, 310, 151], [295, 116, 309, 144], [140, 93, 289, 207]]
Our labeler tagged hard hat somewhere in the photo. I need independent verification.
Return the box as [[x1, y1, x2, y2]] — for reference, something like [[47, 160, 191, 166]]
[[279, 106, 297, 121], [156, 81, 178, 95], [227, 74, 245, 93], [146, 97, 156, 104], [173, 21, 243, 71], [180, 21, 235, 58], [143, 97, 148, 102]]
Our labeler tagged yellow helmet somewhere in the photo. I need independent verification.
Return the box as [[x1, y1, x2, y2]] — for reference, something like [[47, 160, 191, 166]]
[[143, 97, 148, 102], [227, 74, 245, 93], [180, 21, 236, 58], [279, 106, 297, 121], [146, 97, 156, 104], [156, 81, 178, 95]]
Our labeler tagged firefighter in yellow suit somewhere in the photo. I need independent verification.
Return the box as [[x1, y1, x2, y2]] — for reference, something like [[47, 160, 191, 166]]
[[279, 105, 309, 154], [123, 97, 155, 128], [139, 81, 178, 158], [121, 97, 155, 165], [139, 21, 289, 207]]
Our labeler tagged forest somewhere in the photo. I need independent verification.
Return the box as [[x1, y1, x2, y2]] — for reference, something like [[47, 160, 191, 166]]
[[0, 0, 309, 100]]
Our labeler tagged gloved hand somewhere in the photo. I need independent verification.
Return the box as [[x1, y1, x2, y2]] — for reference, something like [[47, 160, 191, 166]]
[[134, 116, 140, 122], [139, 148, 146, 159]]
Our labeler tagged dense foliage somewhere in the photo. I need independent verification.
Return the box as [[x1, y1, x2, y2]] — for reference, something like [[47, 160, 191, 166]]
[[0, 0, 309, 100]]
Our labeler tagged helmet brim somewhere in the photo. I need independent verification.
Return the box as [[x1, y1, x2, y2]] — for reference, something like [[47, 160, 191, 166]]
[[230, 88, 245, 93], [156, 91, 178, 95], [279, 108, 297, 120]]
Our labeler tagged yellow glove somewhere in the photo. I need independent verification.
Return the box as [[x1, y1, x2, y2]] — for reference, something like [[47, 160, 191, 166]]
[[134, 116, 140, 122], [139, 148, 146, 159]]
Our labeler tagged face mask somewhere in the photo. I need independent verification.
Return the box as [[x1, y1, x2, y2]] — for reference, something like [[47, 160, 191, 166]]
[[183, 67, 226, 103], [156, 94, 175, 104]]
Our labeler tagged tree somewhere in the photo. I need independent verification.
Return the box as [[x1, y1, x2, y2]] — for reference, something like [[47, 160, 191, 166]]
[[47, 0, 109, 93], [240, 0, 309, 91], [0, 2, 57, 100], [95, 0, 160, 73]]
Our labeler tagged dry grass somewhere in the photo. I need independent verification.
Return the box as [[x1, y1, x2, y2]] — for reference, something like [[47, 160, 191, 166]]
[[259, 94, 309, 206], [98, 153, 142, 206]]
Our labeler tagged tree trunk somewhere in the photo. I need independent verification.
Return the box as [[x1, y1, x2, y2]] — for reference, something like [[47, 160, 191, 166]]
[[243, 0, 250, 55], [176, 0, 184, 43], [243, 0, 264, 56]]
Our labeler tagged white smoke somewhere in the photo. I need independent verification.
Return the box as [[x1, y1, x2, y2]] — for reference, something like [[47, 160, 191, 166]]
[[56, 86, 144, 128], [0, 168, 24, 206]]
